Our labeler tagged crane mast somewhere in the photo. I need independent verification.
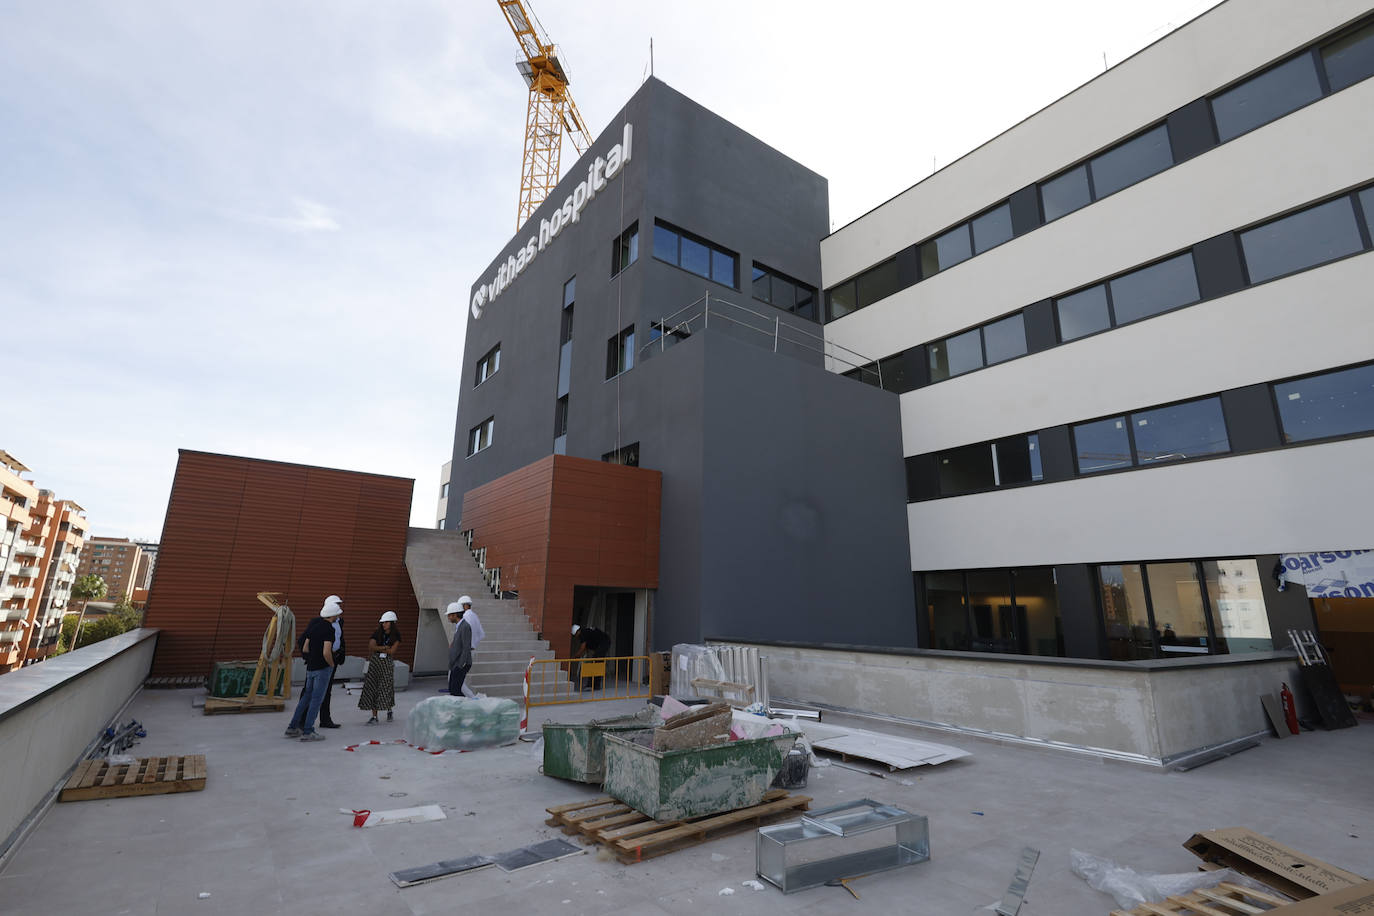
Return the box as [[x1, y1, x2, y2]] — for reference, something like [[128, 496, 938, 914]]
[[497, 0, 594, 230]]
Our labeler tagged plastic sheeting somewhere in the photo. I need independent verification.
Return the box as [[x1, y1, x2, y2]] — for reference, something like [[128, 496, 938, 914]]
[[405, 696, 521, 750], [670, 644, 769, 707]]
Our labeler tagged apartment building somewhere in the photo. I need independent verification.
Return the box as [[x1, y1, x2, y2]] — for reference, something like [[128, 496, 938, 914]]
[[76, 537, 144, 607], [27, 493, 87, 662], [0, 451, 41, 672]]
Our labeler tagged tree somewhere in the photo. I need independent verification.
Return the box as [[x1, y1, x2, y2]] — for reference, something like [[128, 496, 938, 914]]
[[67, 575, 108, 651], [59, 599, 142, 651]]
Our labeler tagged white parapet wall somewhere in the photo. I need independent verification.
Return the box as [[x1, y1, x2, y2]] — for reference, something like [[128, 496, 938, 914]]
[[716, 642, 1300, 766], [0, 628, 159, 863]]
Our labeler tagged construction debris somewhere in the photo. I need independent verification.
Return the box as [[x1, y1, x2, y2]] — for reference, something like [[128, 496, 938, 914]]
[[60, 755, 206, 802], [732, 710, 969, 771], [388, 839, 583, 887], [406, 696, 521, 750], [1182, 828, 1367, 900], [995, 846, 1040, 916], [343, 804, 446, 828], [756, 798, 930, 894]]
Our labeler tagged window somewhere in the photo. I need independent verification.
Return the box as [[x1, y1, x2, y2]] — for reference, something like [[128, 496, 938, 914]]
[[1211, 54, 1323, 142], [928, 328, 981, 382], [611, 222, 639, 276], [605, 325, 634, 379], [827, 282, 856, 321], [1089, 124, 1172, 199], [602, 442, 639, 467], [970, 204, 1013, 255], [751, 263, 817, 321], [467, 417, 494, 456], [936, 433, 1041, 497], [651, 220, 737, 288], [1055, 284, 1110, 342], [920, 225, 972, 275], [553, 396, 569, 455], [1203, 559, 1273, 653], [1074, 397, 1228, 473], [855, 258, 900, 308], [981, 313, 1027, 366], [1240, 197, 1364, 284], [1361, 187, 1374, 236], [563, 276, 576, 308], [1107, 253, 1199, 325], [474, 344, 501, 386], [1273, 362, 1374, 443], [1100, 562, 1228, 660], [1039, 164, 1092, 222], [924, 568, 1064, 656], [440, 483, 449, 498], [1321, 20, 1374, 92]]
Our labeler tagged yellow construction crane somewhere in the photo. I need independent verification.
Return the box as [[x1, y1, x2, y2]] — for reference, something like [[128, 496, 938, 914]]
[[498, 0, 594, 230]]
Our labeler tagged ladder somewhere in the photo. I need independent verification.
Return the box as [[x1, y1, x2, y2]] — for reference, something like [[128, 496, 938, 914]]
[[1287, 628, 1329, 666]]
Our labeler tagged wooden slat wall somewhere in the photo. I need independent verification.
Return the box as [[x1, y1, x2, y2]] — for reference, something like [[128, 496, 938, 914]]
[[460, 455, 661, 651], [145, 450, 419, 677]]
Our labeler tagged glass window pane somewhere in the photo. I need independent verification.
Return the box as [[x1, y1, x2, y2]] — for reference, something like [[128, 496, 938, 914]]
[[1108, 253, 1200, 325], [919, 240, 940, 278], [937, 442, 994, 496], [653, 224, 678, 263], [563, 277, 576, 307], [794, 285, 816, 321], [1089, 125, 1173, 199], [1240, 197, 1363, 284], [856, 258, 901, 307], [982, 313, 1027, 365], [828, 282, 856, 320], [1131, 397, 1229, 464], [934, 224, 972, 270], [1040, 165, 1091, 222], [680, 236, 710, 277], [1145, 562, 1213, 656], [1274, 362, 1374, 442], [967, 569, 1017, 654], [771, 276, 795, 310], [1203, 559, 1272, 654], [926, 572, 969, 650], [993, 434, 1040, 486], [971, 204, 1013, 254], [927, 340, 950, 382], [1321, 21, 1374, 92], [1100, 564, 1155, 660], [1012, 568, 1063, 657], [1056, 284, 1110, 341], [627, 228, 638, 265], [711, 249, 736, 287], [1359, 187, 1374, 236], [1211, 54, 1323, 142], [1074, 416, 1131, 473], [945, 328, 983, 377], [752, 266, 769, 301]]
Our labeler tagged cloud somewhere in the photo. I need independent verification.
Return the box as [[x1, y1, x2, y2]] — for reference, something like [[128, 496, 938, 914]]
[[249, 197, 342, 233]]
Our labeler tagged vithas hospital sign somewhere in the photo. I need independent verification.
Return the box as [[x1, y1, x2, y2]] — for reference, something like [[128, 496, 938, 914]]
[[470, 123, 633, 320]]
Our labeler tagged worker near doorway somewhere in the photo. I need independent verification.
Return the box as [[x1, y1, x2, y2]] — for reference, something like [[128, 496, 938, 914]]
[[572, 623, 611, 690], [446, 597, 474, 696]]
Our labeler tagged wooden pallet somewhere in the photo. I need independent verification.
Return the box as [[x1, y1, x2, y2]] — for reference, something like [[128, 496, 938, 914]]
[[1111, 881, 1292, 916], [202, 695, 286, 715], [546, 789, 811, 864], [143, 675, 207, 689], [60, 755, 207, 802]]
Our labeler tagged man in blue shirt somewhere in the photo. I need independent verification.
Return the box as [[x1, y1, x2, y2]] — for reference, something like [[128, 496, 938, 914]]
[[317, 595, 345, 728]]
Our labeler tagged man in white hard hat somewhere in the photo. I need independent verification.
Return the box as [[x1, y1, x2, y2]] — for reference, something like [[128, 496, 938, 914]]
[[284, 599, 339, 741], [445, 597, 474, 697], [317, 595, 345, 728]]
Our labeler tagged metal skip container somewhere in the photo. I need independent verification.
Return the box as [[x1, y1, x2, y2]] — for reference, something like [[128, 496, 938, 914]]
[[541, 712, 657, 784], [601, 731, 798, 821]]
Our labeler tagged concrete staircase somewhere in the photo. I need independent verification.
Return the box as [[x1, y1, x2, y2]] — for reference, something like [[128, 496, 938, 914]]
[[403, 528, 573, 700]]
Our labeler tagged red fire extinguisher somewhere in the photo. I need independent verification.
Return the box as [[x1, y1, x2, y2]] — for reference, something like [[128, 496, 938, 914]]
[[1280, 682, 1300, 735]]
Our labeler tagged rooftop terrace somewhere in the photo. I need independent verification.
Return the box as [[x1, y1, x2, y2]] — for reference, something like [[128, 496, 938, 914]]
[[2, 661, 1370, 916]]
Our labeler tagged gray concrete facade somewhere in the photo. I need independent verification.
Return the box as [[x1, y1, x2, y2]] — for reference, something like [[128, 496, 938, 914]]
[[448, 78, 913, 650]]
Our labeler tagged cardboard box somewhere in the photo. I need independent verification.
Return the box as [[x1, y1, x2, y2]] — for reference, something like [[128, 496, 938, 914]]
[[1270, 879, 1374, 914], [1183, 828, 1366, 899], [648, 651, 671, 697]]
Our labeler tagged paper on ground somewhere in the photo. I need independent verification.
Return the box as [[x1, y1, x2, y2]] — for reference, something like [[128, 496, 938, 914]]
[[342, 804, 446, 828]]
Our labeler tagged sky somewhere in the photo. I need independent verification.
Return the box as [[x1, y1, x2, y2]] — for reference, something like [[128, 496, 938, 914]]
[[2, 0, 1224, 540]]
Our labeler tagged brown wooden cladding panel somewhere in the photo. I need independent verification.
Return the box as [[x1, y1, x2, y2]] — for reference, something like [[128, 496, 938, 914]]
[[146, 451, 418, 677], [459, 455, 660, 641]]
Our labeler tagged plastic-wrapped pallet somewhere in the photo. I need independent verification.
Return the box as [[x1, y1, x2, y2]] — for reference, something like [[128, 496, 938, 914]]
[[406, 696, 521, 750], [669, 644, 725, 697], [669, 644, 769, 708]]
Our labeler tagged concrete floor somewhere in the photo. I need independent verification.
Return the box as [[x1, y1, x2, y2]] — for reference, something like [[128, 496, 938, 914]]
[[2, 679, 1370, 915]]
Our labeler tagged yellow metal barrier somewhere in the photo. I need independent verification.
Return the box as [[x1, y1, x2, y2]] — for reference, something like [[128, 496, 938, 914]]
[[525, 655, 651, 707]]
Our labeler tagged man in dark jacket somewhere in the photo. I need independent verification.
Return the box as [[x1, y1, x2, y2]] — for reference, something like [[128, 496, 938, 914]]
[[317, 594, 345, 728], [446, 597, 473, 696], [284, 601, 338, 741]]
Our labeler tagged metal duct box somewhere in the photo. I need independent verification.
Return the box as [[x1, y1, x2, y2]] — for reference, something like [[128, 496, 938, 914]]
[[757, 799, 930, 894]]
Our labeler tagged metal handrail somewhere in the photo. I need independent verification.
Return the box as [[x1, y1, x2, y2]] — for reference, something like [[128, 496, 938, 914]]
[[639, 289, 882, 385]]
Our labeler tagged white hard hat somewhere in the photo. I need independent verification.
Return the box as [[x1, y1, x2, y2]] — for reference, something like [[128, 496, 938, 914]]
[[458, 595, 473, 606], [379, 611, 398, 623], [446, 601, 466, 615], [571, 624, 580, 635], [320, 603, 342, 618], [324, 594, 342, 606]]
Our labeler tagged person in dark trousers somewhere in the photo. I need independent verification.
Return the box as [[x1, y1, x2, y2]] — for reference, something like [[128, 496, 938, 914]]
[[571, 623, 611, 690], [284, 601, 338, 741], [446, 597, 474, 697], [317, 594, 345, 728]]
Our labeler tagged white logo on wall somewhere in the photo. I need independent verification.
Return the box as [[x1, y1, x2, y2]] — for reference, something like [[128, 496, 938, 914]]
[[471, 123, 634, 320], [1281, 550, 1374, 598]]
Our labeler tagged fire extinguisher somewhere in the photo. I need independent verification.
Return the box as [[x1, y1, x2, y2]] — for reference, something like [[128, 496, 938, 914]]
[[1280, 682, 1300, 735]]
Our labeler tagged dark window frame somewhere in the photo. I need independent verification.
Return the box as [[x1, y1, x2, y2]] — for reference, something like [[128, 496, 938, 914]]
[[651, 219, 739, 290], [751, 261, 819, 321], [923, 566, 1066, 657], [1094, 557, 1247, 660], [611, 222, 639, 277], [1268, 358, 1374, 446], [605, 325, 635, 380], [1071, 394, 1230, 475], [466, 416, 495, 457], [474, 343, 501, 387]]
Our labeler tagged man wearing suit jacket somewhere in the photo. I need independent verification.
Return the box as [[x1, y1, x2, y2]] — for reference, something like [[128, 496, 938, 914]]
[[317, 594, 345, 728]]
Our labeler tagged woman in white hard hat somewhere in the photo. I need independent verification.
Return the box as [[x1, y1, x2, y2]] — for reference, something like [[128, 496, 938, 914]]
[[359, 611, 402, 724]]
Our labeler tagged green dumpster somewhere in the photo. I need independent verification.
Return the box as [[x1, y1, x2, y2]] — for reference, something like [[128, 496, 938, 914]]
[[602, 731, 798, 821], [541, 711, 658, 783]]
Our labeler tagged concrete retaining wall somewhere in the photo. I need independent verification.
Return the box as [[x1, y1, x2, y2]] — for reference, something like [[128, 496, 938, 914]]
[[0, 629, 158, 862], [724, 642, 1299, 765]]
